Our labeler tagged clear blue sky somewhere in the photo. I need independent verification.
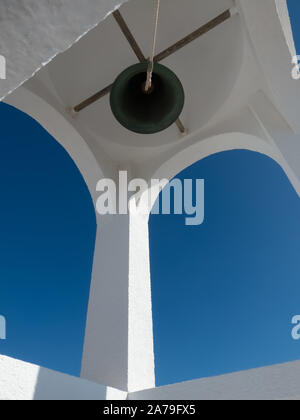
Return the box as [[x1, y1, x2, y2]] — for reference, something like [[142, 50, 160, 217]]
[[0, 1, 300, 388]]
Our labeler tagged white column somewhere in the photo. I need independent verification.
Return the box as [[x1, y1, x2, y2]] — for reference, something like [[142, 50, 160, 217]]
[[81, 212, 155, 392]]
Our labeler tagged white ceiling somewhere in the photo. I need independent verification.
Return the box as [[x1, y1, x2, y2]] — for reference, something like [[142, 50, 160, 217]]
[[43, 0, 242, 148]]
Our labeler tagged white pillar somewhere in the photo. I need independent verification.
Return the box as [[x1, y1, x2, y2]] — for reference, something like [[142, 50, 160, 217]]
[[81, 212, 155, 392]]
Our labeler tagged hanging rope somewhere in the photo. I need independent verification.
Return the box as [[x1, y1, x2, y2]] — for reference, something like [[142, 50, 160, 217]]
[[145, 0, 161, 92]]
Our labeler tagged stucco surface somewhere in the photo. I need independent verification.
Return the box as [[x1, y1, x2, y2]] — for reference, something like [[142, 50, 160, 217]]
[[0, 0, 129, 100], [2, 355, 300, 400], [129, 360, 300, 400], [0, 355, 126, 400]]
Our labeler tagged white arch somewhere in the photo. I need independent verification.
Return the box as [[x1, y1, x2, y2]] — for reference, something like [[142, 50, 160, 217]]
[[139, 132, 300, 215], [4, 86, 104, 206], [239, 0, 300, 134]]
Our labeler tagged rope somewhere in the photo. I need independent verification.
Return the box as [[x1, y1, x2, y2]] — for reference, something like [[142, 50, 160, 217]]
[[145, 0, 160, 92]]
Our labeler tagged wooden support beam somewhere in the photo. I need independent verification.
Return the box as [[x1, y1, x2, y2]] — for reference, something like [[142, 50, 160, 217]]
[[176, 118, 187, 135], [112, 10, 146, 62], [74, 84, 113, 113], [154, 10, 231, 62]]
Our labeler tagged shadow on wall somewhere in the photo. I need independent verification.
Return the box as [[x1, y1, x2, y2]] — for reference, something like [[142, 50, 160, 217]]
[[33, 366, 108, 400], [0, 354, 127, 400]]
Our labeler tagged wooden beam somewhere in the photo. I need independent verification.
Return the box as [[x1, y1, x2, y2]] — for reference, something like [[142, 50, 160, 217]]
[[176, 118, 187, 135], [73, 84, 113, 113], [154, 10, 231, 62], [113, 10, 146, 62]]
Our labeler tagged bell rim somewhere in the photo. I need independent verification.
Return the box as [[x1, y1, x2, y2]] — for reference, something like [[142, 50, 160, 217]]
[[110, 62, 185, 135]]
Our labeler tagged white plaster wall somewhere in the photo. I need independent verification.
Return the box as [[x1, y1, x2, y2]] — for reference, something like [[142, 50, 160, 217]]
[[0, 355, 126, 400], [81, 213, 155, 393], [2, 355, 300, 400], [81, 215, 130, 391], [129, 360, 300, 400], [0, 0, 129, 100], [128, 211, 155, 392]]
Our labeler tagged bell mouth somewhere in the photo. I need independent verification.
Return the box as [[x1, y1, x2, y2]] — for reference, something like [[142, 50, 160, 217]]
[[110, 62, 185, 134]]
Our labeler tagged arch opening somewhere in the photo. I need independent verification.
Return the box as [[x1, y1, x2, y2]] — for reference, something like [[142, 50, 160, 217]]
[[149, 148, 300, 386], [0, 102, 97, 377]]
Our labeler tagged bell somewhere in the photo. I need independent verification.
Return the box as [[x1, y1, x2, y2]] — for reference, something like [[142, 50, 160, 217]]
[[110, 62, 185, 134]]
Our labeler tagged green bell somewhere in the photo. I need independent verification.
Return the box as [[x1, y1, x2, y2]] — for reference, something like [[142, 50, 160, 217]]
[[110, 62, 185, 134]]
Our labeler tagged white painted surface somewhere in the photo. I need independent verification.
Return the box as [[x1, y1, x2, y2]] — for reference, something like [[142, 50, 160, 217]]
[[0, 0, 129, 100], [128, 210, 155, 392], [129, 360, 300, 400], [275, 0, 296, 57], [2, 355, 300, 400], [0, 355, 126, 400], [81, 213, 155, 392], [239, 0, 300, 133]]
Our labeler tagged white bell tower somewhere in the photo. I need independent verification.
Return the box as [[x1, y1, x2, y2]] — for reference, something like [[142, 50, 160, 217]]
[[1, 0, 300, 399]]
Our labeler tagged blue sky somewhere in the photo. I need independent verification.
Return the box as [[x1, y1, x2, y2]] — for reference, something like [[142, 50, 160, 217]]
[[0, 104, 96, 375], [0, 1, 300, 388], [150, 150, 300, 385]]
